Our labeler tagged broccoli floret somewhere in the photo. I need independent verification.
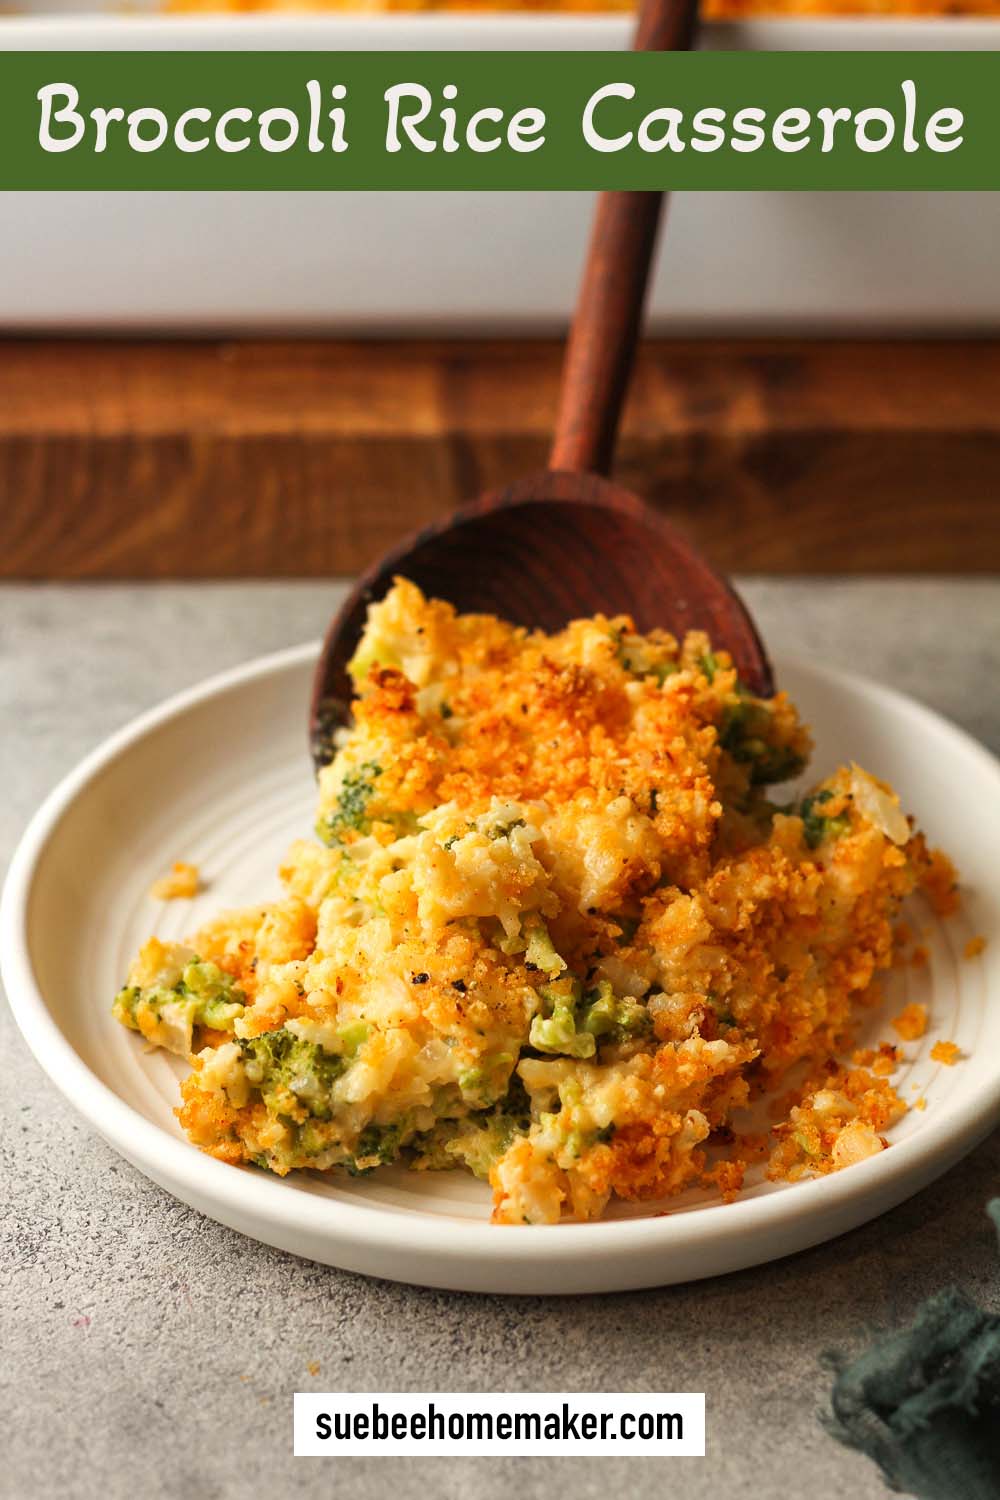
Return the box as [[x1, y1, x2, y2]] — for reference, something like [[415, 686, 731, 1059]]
[[487, 816, 526, 841], [348, 1122, 406, 1174], [113, 958, 245, 1055], [413, 1075, 532, 1178], [179, 960, 246, 1029], [799, 790, 851, 850], [622, 654, 679, 684], [529, 981, 595, 1059], [456, 1050, 516, 1107], [580, 981, 652, 1042], [413, 1112, 526, 1180], [238, 1030, 345, 1119], [580, 982, 618, 1037], [719, 692, 806, 786], [614, 626, 679, 683], [523, 920, 566, 977], [450, 1115, 522, 1178], [530, 1008, 596, 1059], [316, 761, 383, 845]]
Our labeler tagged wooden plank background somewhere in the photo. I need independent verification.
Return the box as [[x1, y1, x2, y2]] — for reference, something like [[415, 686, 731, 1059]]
[[1, 337, 998, 578]]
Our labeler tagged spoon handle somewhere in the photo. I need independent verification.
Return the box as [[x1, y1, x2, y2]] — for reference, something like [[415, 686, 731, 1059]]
[[549, 0, 698, 478]]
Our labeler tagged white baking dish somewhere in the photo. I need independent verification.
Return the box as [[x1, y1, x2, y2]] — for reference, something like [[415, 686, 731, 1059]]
[[1, 12, 998, 333]]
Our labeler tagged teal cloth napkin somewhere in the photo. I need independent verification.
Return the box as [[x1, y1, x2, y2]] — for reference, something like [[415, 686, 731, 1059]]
[[824, 1202, 1000, 1498]]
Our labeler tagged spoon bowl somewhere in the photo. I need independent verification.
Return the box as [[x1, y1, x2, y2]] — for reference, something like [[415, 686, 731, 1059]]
[[311, 470, 772, 765]]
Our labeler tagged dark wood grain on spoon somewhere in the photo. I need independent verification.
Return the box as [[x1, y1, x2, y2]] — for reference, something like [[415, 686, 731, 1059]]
[[310, 0, 772, 769]]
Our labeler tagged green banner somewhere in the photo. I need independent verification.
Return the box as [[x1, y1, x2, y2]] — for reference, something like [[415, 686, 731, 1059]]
[[2, 50, 997, 189]]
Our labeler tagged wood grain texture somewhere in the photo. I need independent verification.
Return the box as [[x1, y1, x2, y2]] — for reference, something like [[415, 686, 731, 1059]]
[[550, 191, 665, 476], [549, 0, 695, 475], [1, 338, 998, 579]]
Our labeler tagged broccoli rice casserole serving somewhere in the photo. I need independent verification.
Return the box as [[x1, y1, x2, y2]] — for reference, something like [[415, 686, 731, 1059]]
[[114, 580, 958, 1224]]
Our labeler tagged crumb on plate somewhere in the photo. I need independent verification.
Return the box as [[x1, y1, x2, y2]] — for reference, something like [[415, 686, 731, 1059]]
[[892, 1001, 928, 1042], [151, 861, 201, 901]]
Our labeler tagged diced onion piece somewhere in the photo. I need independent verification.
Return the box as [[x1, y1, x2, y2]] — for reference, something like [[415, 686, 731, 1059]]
[[851, 765, 910, 845]]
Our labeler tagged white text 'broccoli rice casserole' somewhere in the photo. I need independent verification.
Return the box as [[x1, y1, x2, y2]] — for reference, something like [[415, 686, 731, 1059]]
[[114, 579, 958, 1224]]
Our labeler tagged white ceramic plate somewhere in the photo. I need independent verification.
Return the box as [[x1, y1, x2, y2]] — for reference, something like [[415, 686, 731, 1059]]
[[0, 15, 998, 333], [3, 643, 999, 1294]]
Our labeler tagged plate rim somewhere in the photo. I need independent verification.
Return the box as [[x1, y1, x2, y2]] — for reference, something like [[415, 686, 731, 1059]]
[[4, 640, 1000, 1283]]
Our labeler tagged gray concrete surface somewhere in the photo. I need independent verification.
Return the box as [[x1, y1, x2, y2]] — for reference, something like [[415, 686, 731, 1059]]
[[3, 578, 1000, 1500]]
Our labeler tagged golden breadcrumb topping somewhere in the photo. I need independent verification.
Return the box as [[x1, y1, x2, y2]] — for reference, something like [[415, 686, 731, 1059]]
[[114, 579, 958, 1223]]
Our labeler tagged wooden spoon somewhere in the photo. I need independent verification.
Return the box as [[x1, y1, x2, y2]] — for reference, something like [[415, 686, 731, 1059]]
[[310, 0, 772, 769]]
